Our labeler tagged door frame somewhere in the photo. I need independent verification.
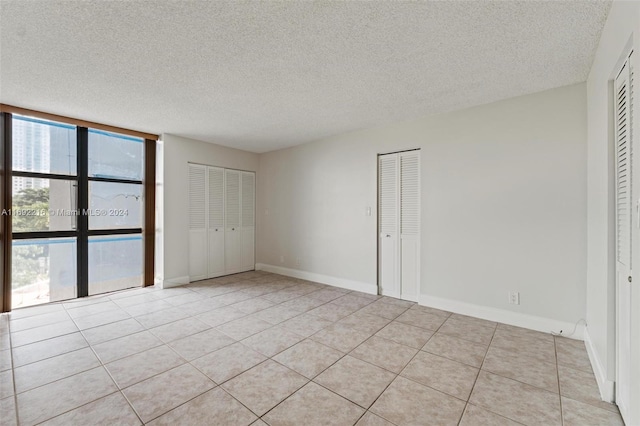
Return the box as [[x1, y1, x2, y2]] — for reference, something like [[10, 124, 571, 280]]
[[610, 40, 639, 425], [613, 52, 633, 424], [376, 148, 421, 300]]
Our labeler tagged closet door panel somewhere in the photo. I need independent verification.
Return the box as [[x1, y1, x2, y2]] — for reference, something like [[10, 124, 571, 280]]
[[378, 154, 400, 298], [241, 172, 256, 271], [400, 237, 419, 302], [208, 166, 225, 277], [189, 232, 207, 281], [241, 229, 255, 271], [225, 169, 242, 272], [400, 151, 420, 302], [188, 164, 207, 281]]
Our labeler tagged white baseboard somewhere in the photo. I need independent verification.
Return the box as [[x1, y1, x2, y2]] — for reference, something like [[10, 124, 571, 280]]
[[256, 263, 377, 295], [419, 294, 585, 340], [584, 327, 615, 403], [161, 276, 190, 289]]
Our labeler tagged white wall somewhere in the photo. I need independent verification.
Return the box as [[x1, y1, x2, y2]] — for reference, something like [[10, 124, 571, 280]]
[[257, 83, 587, 332], [158, 134, 258, 286], [585, 0, 640, 418]]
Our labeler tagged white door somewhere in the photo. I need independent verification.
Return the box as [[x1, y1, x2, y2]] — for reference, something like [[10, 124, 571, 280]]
[[379, 154, 400, 298], [208, 166, 225, 278], [400, 152, 420, 302], [188, 164, 207, 281], [241, 171, 256, 271], [379, 151, 420, 301], [225, 169, 242, 273], [615, 55, 633, 424]]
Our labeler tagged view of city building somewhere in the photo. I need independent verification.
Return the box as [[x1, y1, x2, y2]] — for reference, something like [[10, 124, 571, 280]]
[[10, 115, 143, 308]]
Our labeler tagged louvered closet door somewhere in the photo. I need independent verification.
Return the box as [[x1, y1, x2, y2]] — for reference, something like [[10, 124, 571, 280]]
[[400, 151, 420, 302], [618, 63, 632, 269], [225, 169, 242, 273], [379, 154, 400, 298], [188, 164, 208, 281], [241, 172, 256, 271], [615, 55, 633, 425], [208, 167, 225, 278]]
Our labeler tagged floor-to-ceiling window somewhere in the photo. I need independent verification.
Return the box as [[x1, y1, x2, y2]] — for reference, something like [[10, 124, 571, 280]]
[[0, 107, 156, 311], [86, 130, 144, 296], [11, 115, 78, 308]]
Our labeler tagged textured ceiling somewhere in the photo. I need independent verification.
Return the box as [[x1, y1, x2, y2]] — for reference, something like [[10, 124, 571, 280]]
[[0, 1, 610, 153]]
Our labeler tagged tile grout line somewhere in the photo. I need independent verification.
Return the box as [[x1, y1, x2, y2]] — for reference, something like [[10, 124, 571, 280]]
[[214, 301, 551, 425], [470, 326, 560, 425], [456, 322, 497, 426], [9, 287, 152, 357], [6, 316, 20, 426], [369, 303, 456, 423], [552, 365, 620, 414], [63, 298, 146, 426], [112, 277, 345, 424], [346, 306, 445, 375], [5, 277, 263, 424], [211, 352, 315, 422], [12, 295, 151, 425], [34, 390, 135, 426], [13, 345, 95, 423], [6, 273, 618, 425], [91, 342, 146, 426], [135, 371, 217, 425], [369, 308, 487, 421], [352, 307, 450, 425], [92, 282, 256, 424], [106, 330, 221, 425], [212, 294, 387, 424], [257, 359, 365, 424], [555, 336, 566, 426], [214, 384, 264, 425], [475, 332, 562, 395]]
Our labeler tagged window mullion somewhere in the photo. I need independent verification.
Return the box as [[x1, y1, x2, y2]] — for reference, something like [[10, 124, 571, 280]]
[[77, 127, 89, 298]]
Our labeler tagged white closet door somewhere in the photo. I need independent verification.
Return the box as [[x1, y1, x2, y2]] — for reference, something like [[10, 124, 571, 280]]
[[225, 169, 242, 273], [188, 164, 207, 281], [615, 56, 633, 424], [400, 151, 420, 302], [208, 166, 225, 278], [379, 154, 400, 298], [241, 171, 256, 271]]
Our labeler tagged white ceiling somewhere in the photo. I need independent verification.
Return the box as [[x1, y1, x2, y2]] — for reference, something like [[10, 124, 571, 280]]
[[0, 1, 610, 153]]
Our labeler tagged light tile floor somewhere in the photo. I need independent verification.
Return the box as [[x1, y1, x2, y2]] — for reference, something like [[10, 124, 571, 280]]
[[0, 271, 624, 425]]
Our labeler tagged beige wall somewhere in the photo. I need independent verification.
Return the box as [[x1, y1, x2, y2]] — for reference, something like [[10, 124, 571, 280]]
[[158, 134, 259, 285], [257, 83, 587, 330]]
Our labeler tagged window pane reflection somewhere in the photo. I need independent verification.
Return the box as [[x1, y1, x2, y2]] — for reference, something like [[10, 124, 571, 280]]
[[88, 235, 142, 295], [11, 238, 77, 309]]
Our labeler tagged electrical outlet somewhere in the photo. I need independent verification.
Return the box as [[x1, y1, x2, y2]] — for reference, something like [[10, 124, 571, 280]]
[[279, 255, 284, 263], [296, 257, 301, 266], [508, 291, 520, 305]]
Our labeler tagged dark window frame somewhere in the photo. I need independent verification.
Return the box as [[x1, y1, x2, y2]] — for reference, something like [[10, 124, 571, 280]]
[[1, 113, 11, 312], [0, 107, 157, 312]]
